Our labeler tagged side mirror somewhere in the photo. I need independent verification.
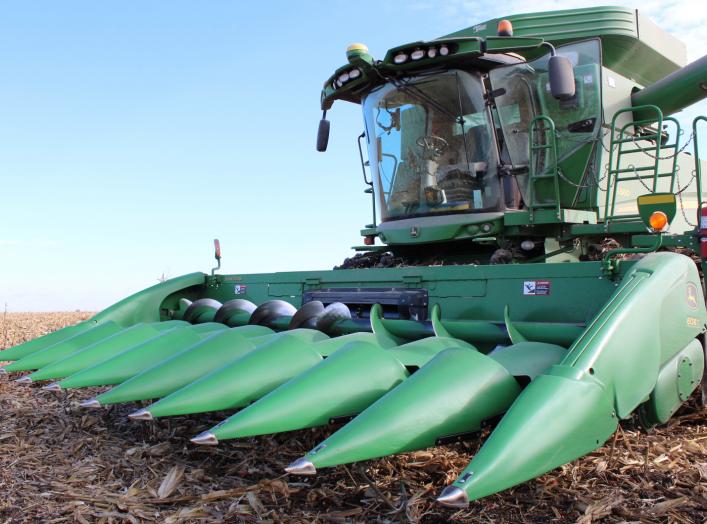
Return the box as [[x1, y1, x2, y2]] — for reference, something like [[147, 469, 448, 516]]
[[316, 118, 330, 152], [548, 55, 575, 100]]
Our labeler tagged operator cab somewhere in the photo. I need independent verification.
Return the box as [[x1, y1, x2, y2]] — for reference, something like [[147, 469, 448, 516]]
[[363, 70, 499, 222], [360, 39, 602, 226]]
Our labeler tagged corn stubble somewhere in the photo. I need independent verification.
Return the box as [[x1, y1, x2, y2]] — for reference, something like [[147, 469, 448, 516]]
[[1, 312, 705, 523]]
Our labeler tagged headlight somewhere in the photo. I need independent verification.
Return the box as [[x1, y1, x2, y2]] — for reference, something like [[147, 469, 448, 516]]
[[338, 72, 350, 84], [427, 47, 437, 58], [348, 68, 361, 79], [411, 49, 425, 60], [439, 45, 450, 56], [393, 52, 408, 64]]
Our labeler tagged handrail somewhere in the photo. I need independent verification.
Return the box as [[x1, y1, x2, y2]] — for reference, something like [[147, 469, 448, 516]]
[[605, 105, 667, 221], [693, 116, 706, 213], [602, 234, 663, 276], [529, 115, 560, 220]]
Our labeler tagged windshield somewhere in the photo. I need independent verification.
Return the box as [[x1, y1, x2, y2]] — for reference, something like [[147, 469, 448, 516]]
[[363, 70, 499, 222]]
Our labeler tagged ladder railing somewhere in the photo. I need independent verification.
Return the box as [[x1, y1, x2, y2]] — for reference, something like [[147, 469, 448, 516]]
[[693, 116, 706, 215], [528, 115, 560, 221], [604, 105, 680, 222]]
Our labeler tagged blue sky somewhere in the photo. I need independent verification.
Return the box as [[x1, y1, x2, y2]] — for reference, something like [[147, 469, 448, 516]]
[[0, 1, 705, 311]]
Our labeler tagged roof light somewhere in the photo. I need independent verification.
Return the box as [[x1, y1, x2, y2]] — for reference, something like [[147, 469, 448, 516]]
[[649, 211, 669, 232], [411, 49, 425, 60], [439, 45, 449, 56], [346, 43, 369, 54], [393, 52, 408, 64], [497, 19, 513, 37]]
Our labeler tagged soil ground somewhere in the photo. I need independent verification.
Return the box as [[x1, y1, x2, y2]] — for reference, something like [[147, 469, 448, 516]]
[[0, 312, 705, 523]]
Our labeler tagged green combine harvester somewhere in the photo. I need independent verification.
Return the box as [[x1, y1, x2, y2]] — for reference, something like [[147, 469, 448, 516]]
[[2, 6, 707, 506]]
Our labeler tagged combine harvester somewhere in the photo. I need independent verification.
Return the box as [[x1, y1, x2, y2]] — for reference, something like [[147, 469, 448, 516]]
[[2, 6, 707, 506]]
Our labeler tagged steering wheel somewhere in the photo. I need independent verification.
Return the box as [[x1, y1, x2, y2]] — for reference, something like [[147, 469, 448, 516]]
[[416, 135, 448, 157]]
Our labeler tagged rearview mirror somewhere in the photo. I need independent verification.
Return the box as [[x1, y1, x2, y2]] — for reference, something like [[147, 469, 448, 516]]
[[548, 55, 575, 100], [317, 118, 330, 152]]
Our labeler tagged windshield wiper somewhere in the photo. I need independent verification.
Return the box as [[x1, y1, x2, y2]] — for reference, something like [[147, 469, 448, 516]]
[[392, 78, 461, 123]]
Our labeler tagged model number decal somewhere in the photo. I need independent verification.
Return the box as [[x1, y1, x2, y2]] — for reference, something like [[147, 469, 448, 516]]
[[686, 283, 699, 310], [523, 280, 551, 296]]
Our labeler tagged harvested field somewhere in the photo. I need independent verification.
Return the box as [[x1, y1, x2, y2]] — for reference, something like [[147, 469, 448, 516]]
[[1, 312, 705, 523]]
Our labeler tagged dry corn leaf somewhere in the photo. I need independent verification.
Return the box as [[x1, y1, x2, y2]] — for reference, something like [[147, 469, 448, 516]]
[[246, 491, 265, 517], [158, 465, 185, 499], [650, 496, 689, 515]]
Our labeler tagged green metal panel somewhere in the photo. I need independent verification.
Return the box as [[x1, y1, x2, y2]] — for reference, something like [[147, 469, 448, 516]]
[[56, 323, 230, 389], [449, 371, 617, 502], [141, 329, 342, 418], [301, 347, 522, 468], [93, 272, 206, 326], [0, 321, 103, 362], [25, 322, 188, 381], [445, 252, 707, 503], [443, 6, 683, 85], [639, 338, 704, 426], [94, 329, 323, 405], [3, 321, 125, 371], [207, 339, 411, 439], [209, 261, 629, 328], [632, 56, 707, 122], [563, 252, 706, 417]]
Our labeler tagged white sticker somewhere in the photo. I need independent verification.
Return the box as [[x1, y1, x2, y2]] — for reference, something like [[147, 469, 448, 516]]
[[583, 74, 593, 84], [235, 285, 247, 294], [607, 76, 616, 88], [523, 280, 551, 296], [700, 216, 707, 229]]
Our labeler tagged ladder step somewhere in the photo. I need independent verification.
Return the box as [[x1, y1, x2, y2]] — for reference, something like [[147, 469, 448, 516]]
[[612, 165, 657, 174], [613, 172, 676, 182], [616, 148, 661, 155], [612, 134, 660, 144]]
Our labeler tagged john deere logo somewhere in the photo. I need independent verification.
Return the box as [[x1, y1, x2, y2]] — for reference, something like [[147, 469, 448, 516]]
[[686, 283, 699, 310]]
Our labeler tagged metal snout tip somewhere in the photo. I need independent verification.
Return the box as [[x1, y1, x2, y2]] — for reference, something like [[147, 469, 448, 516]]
[[128, 408, 153, 421], [190, 431, 219, 446], [14, 376, 33, 384], [284, 457, 317, 475], [79, 398, 102, 409], [436, 486, 470, 508], [42, 382, 63, 392]]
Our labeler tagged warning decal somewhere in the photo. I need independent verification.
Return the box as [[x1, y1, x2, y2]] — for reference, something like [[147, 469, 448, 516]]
[[523, 280, 551, 296]]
